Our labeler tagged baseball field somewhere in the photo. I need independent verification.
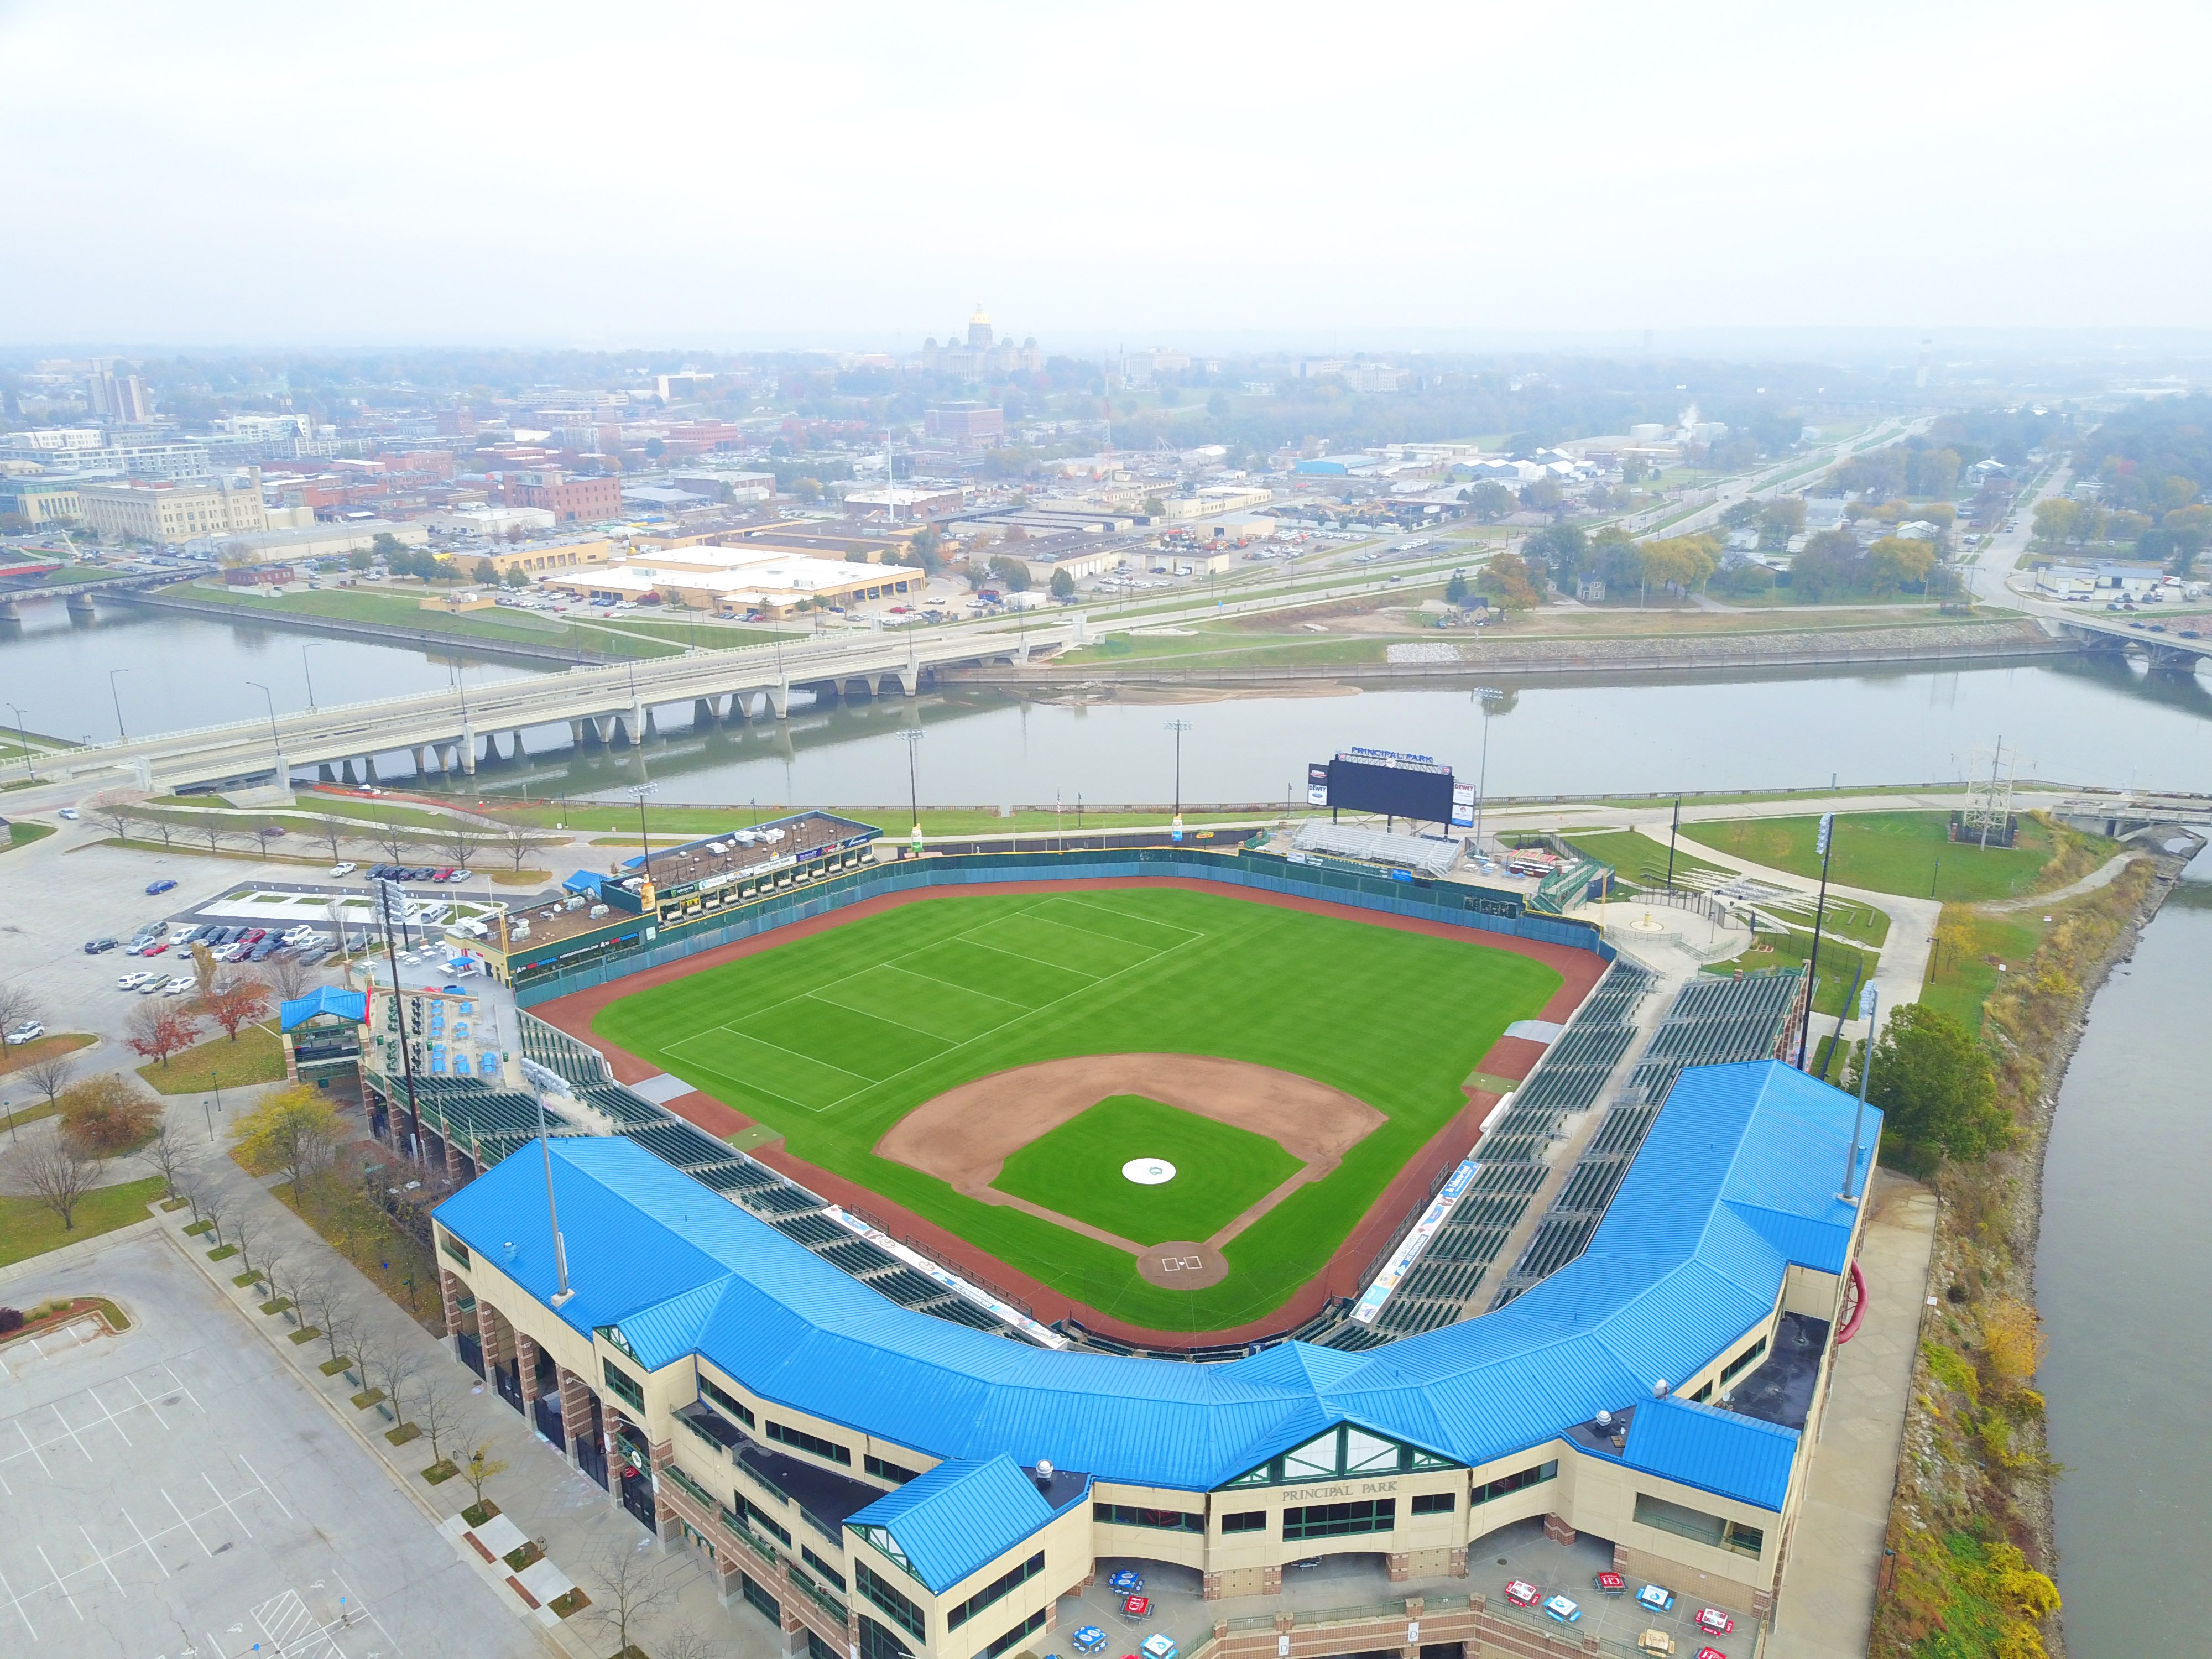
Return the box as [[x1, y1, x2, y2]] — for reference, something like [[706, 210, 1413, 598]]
[[589, 885, 1566, 1329]]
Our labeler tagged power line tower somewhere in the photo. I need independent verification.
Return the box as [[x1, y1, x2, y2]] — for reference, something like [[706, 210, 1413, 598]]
[[1958, 737, 2023, 849]]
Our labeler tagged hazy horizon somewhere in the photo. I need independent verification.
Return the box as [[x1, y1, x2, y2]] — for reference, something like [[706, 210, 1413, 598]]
[[6, 1, 2211, 347]]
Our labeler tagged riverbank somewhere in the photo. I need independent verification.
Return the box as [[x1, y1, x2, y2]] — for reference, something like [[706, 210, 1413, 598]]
[[1869, 831, 2203, 1659], [112, 586, 650, 666], [958, 615, 2072, 687]]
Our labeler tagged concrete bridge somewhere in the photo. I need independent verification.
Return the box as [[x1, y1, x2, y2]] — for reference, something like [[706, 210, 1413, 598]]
[[17, 618, 1081, 801], [0, 567, 189, 619], [2052, 790, 2212, 838], [2053, 612, 2212, 668]]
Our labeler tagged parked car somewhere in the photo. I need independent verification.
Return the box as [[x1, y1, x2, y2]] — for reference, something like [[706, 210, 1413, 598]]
[[117, 972, 155, 990], [58, 807, 78, 821], [330, 862, 357, 877], [241, 928, 267, 945], [83, 937, 119, 954], [161, 976, 196, 997], [137, 977, 168, 994], [145, 878, 178, 895], [448, 868, 471, 882], [4, 1021, 45, 1044], [141, 942, 169, 957]]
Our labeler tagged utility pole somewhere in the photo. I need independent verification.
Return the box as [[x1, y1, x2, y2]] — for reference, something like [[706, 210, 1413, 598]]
[[1469, 687, 1503, 854], [109, 667, 129, 741], [1797, 813, 1835, 1069], [6, 705, 33, 781], [1666, 795, 1681, 891]]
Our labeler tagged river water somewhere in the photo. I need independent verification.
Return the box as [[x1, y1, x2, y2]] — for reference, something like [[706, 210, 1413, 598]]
[[2036, 849, 2211, 1658]]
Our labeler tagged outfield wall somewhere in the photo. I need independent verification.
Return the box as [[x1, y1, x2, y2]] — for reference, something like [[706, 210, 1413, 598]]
[[510, 845, 1613, 1007]]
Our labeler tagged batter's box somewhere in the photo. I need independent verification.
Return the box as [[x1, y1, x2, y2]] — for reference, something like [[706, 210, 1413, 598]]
[[1138, 1244, 1228, 1288]]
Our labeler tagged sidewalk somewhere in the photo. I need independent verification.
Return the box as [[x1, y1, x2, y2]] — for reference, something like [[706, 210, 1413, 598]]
[[166, 1141, 779, 1659], [1766, 1169, 1938, 1658]]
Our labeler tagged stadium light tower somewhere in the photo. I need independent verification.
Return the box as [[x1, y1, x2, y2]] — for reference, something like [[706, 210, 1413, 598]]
[[898, 727, 924, 854], [1841, 981, 1877, 1203], [627, 780, 659, 870], [1166, 719, 1193, 842], [1469, 687, 1505, 852]]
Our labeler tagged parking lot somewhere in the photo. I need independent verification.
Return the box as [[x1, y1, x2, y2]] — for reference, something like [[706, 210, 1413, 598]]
[[0, 1232, 542, 1659]]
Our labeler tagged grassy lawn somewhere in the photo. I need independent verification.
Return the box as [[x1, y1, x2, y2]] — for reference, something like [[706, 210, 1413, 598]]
[[0, 1031, 97, 1078], [1547, 829, 1733, 891], [3, 821, 56, 854], [1714, 925, 1880, 1019], [594, 885, 1559, 1329], [1919, 908, 2048, 1034], [0, 1176, 164, 1269], [993, 1095, 1302, 1246], [180, 582, 684, 660], [259, 1158, 445, 1334], [138, 1024, 286, 1094], [1678, 811, 2110, 902]]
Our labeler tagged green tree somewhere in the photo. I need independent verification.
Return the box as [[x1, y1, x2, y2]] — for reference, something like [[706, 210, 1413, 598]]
[[1867, 535, 1937, 593], [985, 554, 1032, 593], [1791, 529, 1865, 601], [906, 528, 943, 575], [1758, 495, 1806, 549], [347, 548, 373, 572], [1852, 1002, 2008, 1165], [1477, 551, 1542, 610], [1048, 567, 1076, 600], [2031, 498, 2081, 546], [1444, 572, 1470, 606], [472, 557, 498, 585], [232, 1085, 344, 1200], [1466, 481, 1516, 521], [369, 531, 406, 565]]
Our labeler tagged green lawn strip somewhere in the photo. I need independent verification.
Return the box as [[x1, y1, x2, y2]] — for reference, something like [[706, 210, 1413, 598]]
[[594, 885, 1559, 1328], [1678, 811, 2108, 904], [575, 615, 797, 650], [0, 1031, 97, 1078], [137, 1025, 286, 1094], [1546, 829, 1733, 890], [992, 1095, 1301, 1246], [3, 822, 56, 854], [1713, 926, 1880, 1019], [176, 582, 682, 659], [0, 1177, 164, 1269], [1919, 907, 2048, 1035]]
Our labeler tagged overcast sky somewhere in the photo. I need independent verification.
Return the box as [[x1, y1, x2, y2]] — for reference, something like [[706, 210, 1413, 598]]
[[6, 1, 2210, 349]]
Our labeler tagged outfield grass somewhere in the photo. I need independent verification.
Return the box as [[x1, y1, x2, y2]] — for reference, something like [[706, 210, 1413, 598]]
[[1679, 811, 2109, 903], [992, 1094, 1301, 1246], [594, 886, 1560, 1328]]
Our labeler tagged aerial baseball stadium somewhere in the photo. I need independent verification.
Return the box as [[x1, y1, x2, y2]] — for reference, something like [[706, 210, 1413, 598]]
[[352, 808, 1870, 1659]]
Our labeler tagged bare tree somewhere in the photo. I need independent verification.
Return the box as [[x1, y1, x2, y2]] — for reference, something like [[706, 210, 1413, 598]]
[[3, 1136, 101, 1231], [81, 789, 146, 847], [585, 1538, 675, 1659], [227, 1209, 260, 1279], [368, 815, 419, 864], [304, 814, 356, 865], [0, 982, 45, 1058], [258, 1244, 297, 1311], [495, 824, 565, 874], [132, 808, 180, 852], [411, 1375, 464, 1470], [361, 1328, 420, 1413], [260, 953, 318, 1002], [19, 1052, 79, 1125], [136, 1121, 195, 1200], [430, 817, 489, 868], [292, 1269, 353, 1361], [196, 1184, 233, 1248], [460, 1441, 508, 1507], [189, 815, 250, 858], [659, 1620, 727, 1659]]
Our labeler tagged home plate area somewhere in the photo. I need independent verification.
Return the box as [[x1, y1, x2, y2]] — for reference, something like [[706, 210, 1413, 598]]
[[1136, 1243, 1228, 1288]]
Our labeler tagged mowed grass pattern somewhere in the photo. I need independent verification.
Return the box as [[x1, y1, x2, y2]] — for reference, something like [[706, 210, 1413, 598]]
[[594, 888, 1561, 1328], [993, 1094, 1303, 1248]]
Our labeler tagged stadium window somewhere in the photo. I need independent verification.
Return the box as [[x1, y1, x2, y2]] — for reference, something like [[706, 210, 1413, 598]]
[[1720, 1336, 1768, 1384], [867, 1453, 921, 1485], [1220, 1511, 1267, 1534], [768, 1421, 852, 1465], [982, 1609, 1047, 1659], [700, 1374, 755, 1427], [856, 1562, 927, 1640], [744, 1496, 791, 1547], [1410, 1491, 1456, 1515], [1472, 1460, 1558, 1506], [742, 1572, 781, 1624], [802, 1545, 847, 1592], [1632, 1493, 1764, 1558], [1093, 1504, 1204, 1533], [602, 1359, 645, 1413], [438, 1233, 469, 1269], [947, 1552, 1044, 1630], [808, 1636, 841, 1659], [1282, 1499, 1394, 1541]]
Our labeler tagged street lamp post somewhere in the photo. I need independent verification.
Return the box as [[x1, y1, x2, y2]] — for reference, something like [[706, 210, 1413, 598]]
[[1469, 687, 1504, 854], [898, 728, 924, 855], [302, 643, 321, 712], [109, 667, 129, 741], [7, 704, 34, 781], [1165, 719, 1192, 841], [245, 681, 286, 787]]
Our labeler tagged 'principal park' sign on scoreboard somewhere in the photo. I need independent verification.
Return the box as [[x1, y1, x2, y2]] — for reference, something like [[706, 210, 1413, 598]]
[[1311, 748, 1474, 829]]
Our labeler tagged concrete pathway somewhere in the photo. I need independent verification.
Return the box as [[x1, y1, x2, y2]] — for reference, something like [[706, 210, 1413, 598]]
[[1768, 1169, 1939, 1658], [1982, 849, 2140, 912]]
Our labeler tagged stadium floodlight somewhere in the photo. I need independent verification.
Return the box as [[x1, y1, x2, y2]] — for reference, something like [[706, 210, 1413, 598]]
[[1469, 687, 1505, 852], [1839, 981, 1879, 1202], [627, 781, 659, 870], [898, 727, 925, 852], [1166, 720, 1193, 841]]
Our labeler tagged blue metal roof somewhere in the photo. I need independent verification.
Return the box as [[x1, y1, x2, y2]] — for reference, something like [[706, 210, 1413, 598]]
[[434, 1060, 1874, 1515], [847, 1455, 1058, 1593], [1623, 1395, 1800, 1511], [280, 985, 366, 1031]]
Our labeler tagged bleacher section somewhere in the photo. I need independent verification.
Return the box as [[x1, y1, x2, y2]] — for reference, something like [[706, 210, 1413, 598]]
[[1317, 961, 1660, 1349], [1486, 966, 1806, 1309]]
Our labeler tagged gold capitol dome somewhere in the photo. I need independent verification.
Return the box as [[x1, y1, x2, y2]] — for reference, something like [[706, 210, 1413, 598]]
[[968, 300, 992, 327]]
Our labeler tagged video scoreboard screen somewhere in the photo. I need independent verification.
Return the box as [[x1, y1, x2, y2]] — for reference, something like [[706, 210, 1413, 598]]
[[1315, 748, 1457, 826]]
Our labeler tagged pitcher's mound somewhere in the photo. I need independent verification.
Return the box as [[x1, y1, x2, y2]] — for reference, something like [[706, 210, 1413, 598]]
[[1136, 1242, 1229, 1288]]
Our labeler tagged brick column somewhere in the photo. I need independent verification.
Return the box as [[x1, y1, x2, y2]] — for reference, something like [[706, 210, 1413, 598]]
[[1203, 1572, 1222, 1601], [558, 1366, 597, 1460], [478, 1302, 511, 1370], [1386, 1552, 1411, 1583], [1447, 1546, 1467, 1578], [439, 1269, 467, 1339], [1543, 1512, 1577, 1547], [514, 1331, 545, 1405], [649, 1437, 679, 1548]]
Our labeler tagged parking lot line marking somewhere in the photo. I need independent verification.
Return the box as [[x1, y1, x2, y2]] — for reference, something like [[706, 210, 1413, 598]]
[[48, 1398, 96, 1463], [126, 1373, 171, 1430], [234, 1453, 290, 1520], [0, 1561, 36, 1641], [87, 1384, 137, 1448], [80, 1524, 127, 1597], [35, 1542, 82, 1621], [15, 1414, 54, 1479], [204, 1471, 255, 1540], [118, 1505, 170, 1578], [161, 1487, 213, 1556]]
